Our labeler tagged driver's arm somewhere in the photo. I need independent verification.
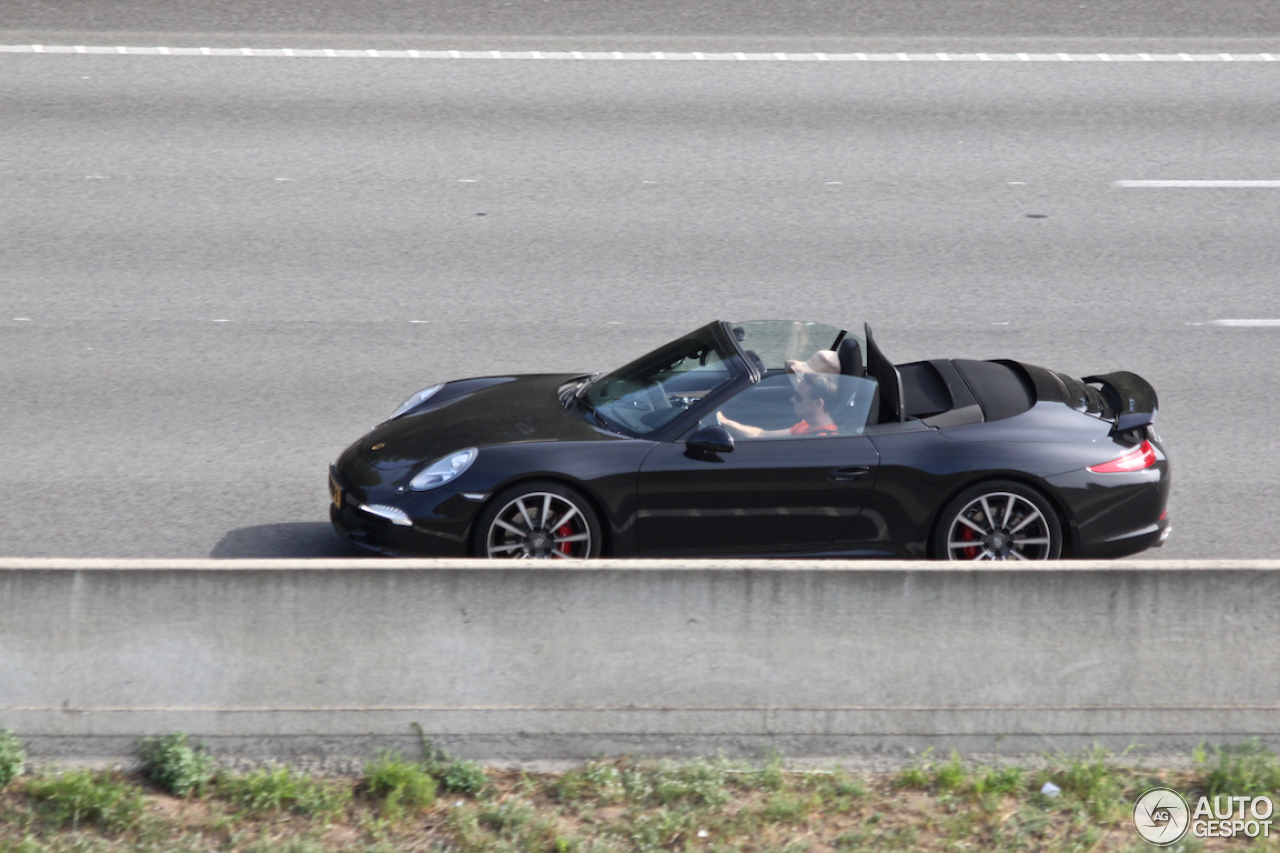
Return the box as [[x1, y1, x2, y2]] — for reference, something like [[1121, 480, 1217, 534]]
[[716, 411, 790, 440]]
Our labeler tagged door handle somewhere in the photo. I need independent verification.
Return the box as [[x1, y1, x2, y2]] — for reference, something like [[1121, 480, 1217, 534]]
[[828, 466, 870, 483]]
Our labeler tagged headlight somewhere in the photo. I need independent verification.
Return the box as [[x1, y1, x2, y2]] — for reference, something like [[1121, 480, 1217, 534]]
[[389, 383, 444, 420], [408, 448, 478, 491]]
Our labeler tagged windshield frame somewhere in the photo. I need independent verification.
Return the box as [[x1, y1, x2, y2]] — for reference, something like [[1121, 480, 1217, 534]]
[[575, 321, 751, 441]]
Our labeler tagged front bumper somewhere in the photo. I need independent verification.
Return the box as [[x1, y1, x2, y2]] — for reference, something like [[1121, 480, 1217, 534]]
[[328, 465, 482, 557]]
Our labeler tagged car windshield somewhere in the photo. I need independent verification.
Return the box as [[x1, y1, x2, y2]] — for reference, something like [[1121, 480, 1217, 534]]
[[580, 325, 736, 436], [726, 320, 851, 372]]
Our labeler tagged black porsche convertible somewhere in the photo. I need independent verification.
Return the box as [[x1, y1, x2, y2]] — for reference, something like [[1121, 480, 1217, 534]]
[[329, 320, 1169, 560]]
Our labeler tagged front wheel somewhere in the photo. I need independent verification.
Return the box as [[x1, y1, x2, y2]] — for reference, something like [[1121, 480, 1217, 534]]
[[932, 480, 1063, 560], [475, 481, 602, 559]]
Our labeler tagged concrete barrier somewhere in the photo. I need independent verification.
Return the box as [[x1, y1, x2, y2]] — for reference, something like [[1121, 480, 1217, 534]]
[[2, 559, 1278, 767]]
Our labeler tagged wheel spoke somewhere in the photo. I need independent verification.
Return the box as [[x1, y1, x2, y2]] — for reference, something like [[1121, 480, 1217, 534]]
[[488, 542, 523, 555], [553, 505, 580, 530], [956, 515, 987, 535], [1009, 508, 1044, 535], [1009, 550, 1029, 560], [550, 550, 580, 560], [554, 532, 590, 544], [1015, 537, 1049, 545], [1006, 495, 1017, 529], [980, 497, 997, 530], [541, 494, 552, 528], [516, 498, 536, 531], [494, 519, 525, 537]]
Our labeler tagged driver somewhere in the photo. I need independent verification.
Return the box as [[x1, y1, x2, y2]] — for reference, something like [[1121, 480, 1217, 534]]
[[716, 365, 842, 440]]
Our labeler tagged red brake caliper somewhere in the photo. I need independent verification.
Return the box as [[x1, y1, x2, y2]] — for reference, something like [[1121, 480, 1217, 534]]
[[958, 524, 979, 560], [558, 524, 573, 556]]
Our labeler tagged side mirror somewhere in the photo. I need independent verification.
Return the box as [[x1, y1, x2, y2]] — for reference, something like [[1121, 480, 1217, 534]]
[[685, 425, 734, 456]]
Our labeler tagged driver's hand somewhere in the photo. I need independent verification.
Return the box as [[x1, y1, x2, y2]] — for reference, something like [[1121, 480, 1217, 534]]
[[716, 411, 728, 426]]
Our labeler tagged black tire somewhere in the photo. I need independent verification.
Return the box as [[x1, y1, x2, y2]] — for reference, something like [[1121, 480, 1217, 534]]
[[932, 479, 1063, 561], [474, 480, 603, 559]]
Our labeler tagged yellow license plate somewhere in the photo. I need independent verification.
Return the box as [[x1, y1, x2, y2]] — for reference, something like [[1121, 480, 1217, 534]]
[[329, 473, 342, 508]]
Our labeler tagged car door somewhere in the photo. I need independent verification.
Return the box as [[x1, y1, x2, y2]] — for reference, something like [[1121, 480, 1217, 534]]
[[636, 395, 881, 555]]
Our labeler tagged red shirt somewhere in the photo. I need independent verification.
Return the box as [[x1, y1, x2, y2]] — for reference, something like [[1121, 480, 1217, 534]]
[[789, 420, 838, 437]]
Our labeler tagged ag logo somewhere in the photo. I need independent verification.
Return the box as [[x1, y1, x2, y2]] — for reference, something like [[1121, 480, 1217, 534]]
[[1133, 787, 1191, 845]]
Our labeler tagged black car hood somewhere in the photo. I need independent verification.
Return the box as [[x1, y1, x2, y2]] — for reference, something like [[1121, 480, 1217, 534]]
[[357, 373, 619, 469]]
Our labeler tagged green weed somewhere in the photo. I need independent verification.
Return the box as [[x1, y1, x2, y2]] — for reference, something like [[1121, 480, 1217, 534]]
[[364, 751, 436, 822], [437, 759, 488, 795], [215, 765, 351, 820], [446, 797, 564, 852], [23, 768, 146, 832], [800, 769, 865, 809], [622, 758, 731, 807], [137, 731, 216, 796], [761, 790, 811, 823], [934, 751, 968, 792], [1044, 746, 1127, 823], [555, 759, 626, 804], [833, 829, 869, 850], [0, 729, 24, 790], [623, 807, 697, 853], [1194, 739, 1280, 799], [973, 763, 1025, 797], [738, 750, 787, 793], [477, 796, 537, 834], [894, 750, 935, 790], [412, 725, 489, 795]]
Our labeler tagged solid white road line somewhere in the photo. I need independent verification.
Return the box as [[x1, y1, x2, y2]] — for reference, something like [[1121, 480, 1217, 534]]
[[2, 44, 1280, 62]]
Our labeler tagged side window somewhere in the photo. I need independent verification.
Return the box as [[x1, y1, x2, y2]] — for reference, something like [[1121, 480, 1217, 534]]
[[703, 373, 879, 440]]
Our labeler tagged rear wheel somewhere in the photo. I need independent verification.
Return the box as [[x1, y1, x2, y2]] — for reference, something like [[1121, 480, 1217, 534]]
[[476, 481, 602, 559], [933, 480, 1062, 560]]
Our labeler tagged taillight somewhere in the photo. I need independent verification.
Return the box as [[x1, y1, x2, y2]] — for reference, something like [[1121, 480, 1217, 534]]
[[1087, 440, 1157, 474]]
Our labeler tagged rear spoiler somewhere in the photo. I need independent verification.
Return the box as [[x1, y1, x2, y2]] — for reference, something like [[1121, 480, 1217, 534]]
[[1083, 371, 1158, 433]]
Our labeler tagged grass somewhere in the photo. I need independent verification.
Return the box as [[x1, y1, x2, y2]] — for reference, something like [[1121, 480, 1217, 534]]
[[214, 765, 352, 821], [0, 744, 1277, 851], [20, 768, 146, 833], [0, 730, 24, 791], [1196, 739, 1280, 799]]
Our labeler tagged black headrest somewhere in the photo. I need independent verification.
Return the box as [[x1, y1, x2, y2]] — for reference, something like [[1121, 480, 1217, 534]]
[[837, 338, 865, 377], [864, 324, 904, 423]]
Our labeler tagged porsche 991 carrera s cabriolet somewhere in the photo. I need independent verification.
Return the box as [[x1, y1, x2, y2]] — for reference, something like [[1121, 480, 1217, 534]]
[[329, 320, 1169, 560]]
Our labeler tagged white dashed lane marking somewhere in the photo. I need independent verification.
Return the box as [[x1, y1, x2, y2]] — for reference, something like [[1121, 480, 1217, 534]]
[[2, 44, 1279, 62], [1209, 320, 1280, 327]]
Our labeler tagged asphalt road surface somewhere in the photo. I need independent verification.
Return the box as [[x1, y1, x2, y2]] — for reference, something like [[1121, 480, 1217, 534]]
[[3, 4, 1279, 559]]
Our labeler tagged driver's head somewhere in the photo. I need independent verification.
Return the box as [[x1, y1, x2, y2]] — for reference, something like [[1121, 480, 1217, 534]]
[[792, 372, 839, 415]]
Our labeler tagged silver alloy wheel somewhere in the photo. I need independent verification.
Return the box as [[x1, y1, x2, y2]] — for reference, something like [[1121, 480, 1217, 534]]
[[945, 491, 1054, 560], [485, 491, 593, 559]]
